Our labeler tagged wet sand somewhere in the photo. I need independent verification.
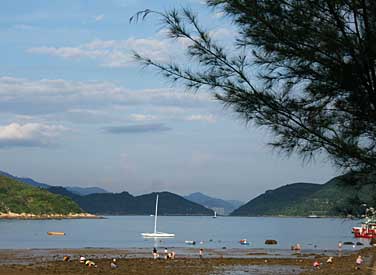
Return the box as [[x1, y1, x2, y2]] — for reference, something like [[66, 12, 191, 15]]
[[0, 247, 374, 275]]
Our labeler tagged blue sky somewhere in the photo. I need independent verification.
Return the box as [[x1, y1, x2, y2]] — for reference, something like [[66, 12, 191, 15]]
[[0, 0, 337, 201]]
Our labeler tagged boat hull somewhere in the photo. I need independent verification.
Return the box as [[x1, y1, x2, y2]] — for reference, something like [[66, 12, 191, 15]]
[[239, 239, 250, 245], [141, 232, 175, 238], [353, 226, 376, 238], [353, 222, 376, 238]]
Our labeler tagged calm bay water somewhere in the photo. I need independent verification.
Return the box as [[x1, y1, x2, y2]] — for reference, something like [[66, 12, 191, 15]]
[[0, 216, 364, 250]]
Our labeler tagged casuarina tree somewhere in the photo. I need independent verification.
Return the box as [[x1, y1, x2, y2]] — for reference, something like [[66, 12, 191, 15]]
[[131, 0, 376, 175]]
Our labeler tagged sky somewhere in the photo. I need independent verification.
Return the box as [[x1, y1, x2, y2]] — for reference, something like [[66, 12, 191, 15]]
[[0, 0, 338, 201]]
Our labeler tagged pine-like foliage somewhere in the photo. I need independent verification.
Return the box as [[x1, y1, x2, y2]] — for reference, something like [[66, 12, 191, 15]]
[[131, 0, 376, 173]]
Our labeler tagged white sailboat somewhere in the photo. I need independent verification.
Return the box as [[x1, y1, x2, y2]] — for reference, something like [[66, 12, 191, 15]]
[[141, 194, 175, 238], [213, 211, 217, 218]]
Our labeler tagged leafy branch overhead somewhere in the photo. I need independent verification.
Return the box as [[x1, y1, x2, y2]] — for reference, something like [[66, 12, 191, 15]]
[[131, 0, 376, 172]]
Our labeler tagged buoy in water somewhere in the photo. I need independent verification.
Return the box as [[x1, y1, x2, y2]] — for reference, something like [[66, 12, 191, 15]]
[[47, 231, 65, 236]]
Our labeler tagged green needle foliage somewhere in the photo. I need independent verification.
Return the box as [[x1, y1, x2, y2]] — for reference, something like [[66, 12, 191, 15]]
[[131, 0, 376, 175]]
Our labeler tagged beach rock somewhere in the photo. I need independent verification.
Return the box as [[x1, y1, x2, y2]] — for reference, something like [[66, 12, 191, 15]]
[[356, 242, 363, 246], [265, 240, 278, 245], [343, 241, 354, 245], [370, 238, 376, 246]]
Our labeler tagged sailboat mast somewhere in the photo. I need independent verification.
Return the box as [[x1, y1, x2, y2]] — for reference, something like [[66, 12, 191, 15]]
[[154, 194, 159, 234]]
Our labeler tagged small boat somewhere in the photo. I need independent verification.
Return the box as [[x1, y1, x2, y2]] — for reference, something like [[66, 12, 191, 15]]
[[307, 214, 320, 218], [239, 239, 250, 245], [352, 208, 376, 238], [141, 194, 175, 238], [353, 216, 376, 238], [47, 231, 65, 236], [185, 240, 196, 245]]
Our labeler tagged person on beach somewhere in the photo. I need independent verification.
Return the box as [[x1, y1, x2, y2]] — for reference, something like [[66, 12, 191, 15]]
[[326, 257, 333, 264], [338, 241, 343, 256], [291, 243, 301, 253], [171, 251, 176, 259], [153, 247, 159, 259], [199, 248, 203, 259], [79, 256, 86, 263], [313, 260, 320, 269], [164, 248, 168, 258], [355, 255, 363, 270], [63, 256, 70, 262], [110, 259, 118, 269], [85, 259, 97, 268]]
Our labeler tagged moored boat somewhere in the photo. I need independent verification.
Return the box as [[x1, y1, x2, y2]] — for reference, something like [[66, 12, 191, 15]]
[[352, 221, 376, 238], [353, 208, 376, 238], [141, 194, 175, 238], [239, 239, 250, 245]]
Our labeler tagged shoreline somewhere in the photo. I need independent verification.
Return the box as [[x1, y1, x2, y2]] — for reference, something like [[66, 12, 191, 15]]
[[0, 212, 101, 220], [0, 246, 373, 274], [0, 213, 356, 219]]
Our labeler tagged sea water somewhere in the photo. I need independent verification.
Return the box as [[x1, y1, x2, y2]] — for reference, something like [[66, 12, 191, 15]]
[[0, 216, 364, 250]]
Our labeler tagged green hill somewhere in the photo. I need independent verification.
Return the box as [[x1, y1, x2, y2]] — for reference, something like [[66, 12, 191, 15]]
[[0, 174, 82, 215], [231, 173, 376, 216], [47, 187, 214, 215]]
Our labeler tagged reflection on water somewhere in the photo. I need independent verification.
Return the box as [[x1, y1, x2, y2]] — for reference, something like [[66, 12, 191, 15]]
[[0, 216, 364, 250]]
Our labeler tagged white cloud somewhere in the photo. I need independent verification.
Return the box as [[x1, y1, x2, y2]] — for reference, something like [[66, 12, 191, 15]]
[[213, 11, 225, 19], [28, 37, 174, 68], [209, 27, 234, 40], [27, 24, 233, 68], [129, 114, 158, 122], [188, 0, 207, 4], [0, 122, 66, 148], [186, 114, 216, 123], [94, 14, 105, 22], [0, 76, 214, 116], [12, 24, 35, 30]]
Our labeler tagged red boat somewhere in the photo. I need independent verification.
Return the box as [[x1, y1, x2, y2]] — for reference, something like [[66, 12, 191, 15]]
[[352, 216, 376, 238]]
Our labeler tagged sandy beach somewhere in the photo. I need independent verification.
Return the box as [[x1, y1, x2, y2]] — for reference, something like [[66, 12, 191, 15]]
[[0, 246, 374, 275]]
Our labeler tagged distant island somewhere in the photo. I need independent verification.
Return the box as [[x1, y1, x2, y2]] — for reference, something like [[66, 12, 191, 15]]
[[0, 174, 96, 219], [230, 173, 373, 217]]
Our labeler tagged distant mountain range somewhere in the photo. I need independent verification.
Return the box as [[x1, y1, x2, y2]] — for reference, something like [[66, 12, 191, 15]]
[[0, 171, 51, 189], [231, 173, 374, 216], [3, 169, 369, 217], [0, 171, 108, 195], [65, 186, 108, 196], [47, 187, 213, 215], [0, 170, 213, 216], [184, 192, 243, 215]]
